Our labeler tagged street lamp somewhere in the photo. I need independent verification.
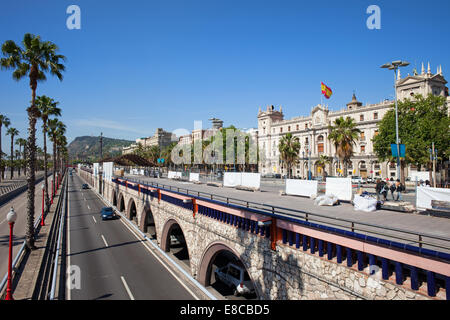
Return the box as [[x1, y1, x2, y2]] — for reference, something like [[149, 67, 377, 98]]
[[41, 184, 45, 226], [5, 207, 17, 300], [381, 60, 410, 180]]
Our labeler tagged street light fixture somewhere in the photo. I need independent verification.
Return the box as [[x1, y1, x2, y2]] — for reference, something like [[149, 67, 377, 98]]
[[380, 60, 410, 180], [5, 207, 17, 300]]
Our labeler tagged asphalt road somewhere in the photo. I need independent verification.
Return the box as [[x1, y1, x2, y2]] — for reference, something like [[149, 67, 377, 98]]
[[67, 174, 198, 300], [0, 176, 50, 278]]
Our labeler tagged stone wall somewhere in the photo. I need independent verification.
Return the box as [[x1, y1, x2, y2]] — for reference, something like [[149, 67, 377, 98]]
[[80, 171, 431, 300]]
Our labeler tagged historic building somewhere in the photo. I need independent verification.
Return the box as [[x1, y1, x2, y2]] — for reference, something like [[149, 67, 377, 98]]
[[122, 128, 176, 154], [257, 63, 449, 179]]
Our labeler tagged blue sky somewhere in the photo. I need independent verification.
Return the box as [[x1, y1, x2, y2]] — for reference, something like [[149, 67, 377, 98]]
[[1, 0, 449, 153]]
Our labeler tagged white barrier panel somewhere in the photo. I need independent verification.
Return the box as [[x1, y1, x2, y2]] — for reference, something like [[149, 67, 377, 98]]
[[241, 173, 261, 189], [93, 163, 99, 177], [353, 195, 377, 212], [103, 162, 114, 181], [326, 177, 352, 201], [189, 173, 200, 182], [285, 179, 318, 197], [168, 171, 183, 179], [224, 172, 242, 187], [416, 186, 450, 210]]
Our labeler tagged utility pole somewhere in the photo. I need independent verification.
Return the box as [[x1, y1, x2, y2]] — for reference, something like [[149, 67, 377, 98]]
[[99, 132, 103, 161]]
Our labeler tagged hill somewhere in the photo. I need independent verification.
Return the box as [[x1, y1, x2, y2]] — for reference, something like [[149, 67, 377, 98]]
[[68, 136, 133, 161]]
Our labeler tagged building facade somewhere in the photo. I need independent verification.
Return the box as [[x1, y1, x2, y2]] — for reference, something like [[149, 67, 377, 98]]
[[122, 128, 176, 155], [257, 63, 449, 179]]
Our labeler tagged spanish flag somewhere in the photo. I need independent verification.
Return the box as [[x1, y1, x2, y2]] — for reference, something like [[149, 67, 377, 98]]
[[321, 82, 332, 99]]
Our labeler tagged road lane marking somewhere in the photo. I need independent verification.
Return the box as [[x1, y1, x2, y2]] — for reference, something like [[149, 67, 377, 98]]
[[67, 178, 72, 300], [121, 276, 135, 300], [87, 205, 91, 210], [101, 234, 109, 247], [92, 216, 97, 223], [118, 217, 200, 300]]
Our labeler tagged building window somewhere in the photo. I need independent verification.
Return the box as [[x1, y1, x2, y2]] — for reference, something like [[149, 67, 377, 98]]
[[296, 124, 299, 131], [318, 143, 324, 153], [288, 126, 291, 132], [361, 145, 365, 153], [305, 137, 309, 145], [360, 131, 365, 141], [374, 112, 378, 120], [305, 123, 308, 129], [360, 114, 364, 121], [280, 127, 283, 133], [317, 135, 324, 142], [374, 130, 379, 136]]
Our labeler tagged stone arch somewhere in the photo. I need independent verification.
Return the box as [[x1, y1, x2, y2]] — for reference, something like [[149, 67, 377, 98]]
[[197, 241, 259, 298], [139, 205, 157, 239], [118, 193, 126, 213], [127, 197, 137, 221], [112, 190, 118, 207], [160, 219, 190, 266]]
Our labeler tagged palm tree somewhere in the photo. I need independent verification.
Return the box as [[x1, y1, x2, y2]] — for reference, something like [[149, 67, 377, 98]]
[[315, 155, 331, 178], [278, 133, 301, 179], [1, 34, 65, 249], [48, 119, 66, 195], [328, 116, 361, 177], [0, 114, 11, 181], [36, 95, 61, 210], [15, 137, 27, 176], [6, 127, 19, 179]]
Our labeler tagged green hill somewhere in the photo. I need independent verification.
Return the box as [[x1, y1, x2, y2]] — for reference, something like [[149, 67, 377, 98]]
[[68, 136, 133, 161]]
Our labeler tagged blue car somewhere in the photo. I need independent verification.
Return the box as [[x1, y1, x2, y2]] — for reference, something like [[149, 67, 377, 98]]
[[100, 207, 115, 220]]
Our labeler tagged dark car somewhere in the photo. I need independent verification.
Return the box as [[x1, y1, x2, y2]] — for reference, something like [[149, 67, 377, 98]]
[[82, 184, 89, 189], [100, 207, 115, 220]]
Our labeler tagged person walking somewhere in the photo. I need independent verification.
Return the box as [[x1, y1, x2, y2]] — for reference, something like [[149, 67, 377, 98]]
[[395, 179, 404, 201], [375, 179, 383, 201], [389, 178, 396, 201]]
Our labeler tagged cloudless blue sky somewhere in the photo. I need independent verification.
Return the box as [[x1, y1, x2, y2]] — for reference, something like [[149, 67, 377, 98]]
[[1, 0, 449, 153]]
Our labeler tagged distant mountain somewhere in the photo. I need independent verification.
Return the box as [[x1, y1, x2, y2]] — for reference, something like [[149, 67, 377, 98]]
[[68, 136, 134, 161]]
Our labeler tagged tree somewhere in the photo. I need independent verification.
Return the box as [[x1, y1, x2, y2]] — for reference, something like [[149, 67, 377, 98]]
[[1, 33, 66, 250], [16, 137, 27, 177], [36, 95, 61, 209], [278, 133, 301, 179], [6, 127, 19, 179], [373, 94, 450, 184], [0, 114, 10, 181], [48, 119, 66, 196], [315, 155, 331, 178], [328, 116, 361, 177]]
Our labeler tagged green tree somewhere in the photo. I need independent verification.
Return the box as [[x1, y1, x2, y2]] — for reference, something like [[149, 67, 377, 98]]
[[315, 155, 331, 178], [36, 95, 61, 209], [0, 114, 10, 181], [373, 94, 450, 183], [328, 116, 361, 177], [6, 127, 19, 179], [278, 133, 301, 179], [1, 33, 65, 250]]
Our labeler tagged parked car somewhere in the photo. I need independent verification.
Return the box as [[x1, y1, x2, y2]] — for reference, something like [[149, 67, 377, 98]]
[[82, 184, 89, 189], [351, 176, 364, 184], [366, 177, 375, 184], [100, 207, 115, 220], [214, 263, 255, 296]]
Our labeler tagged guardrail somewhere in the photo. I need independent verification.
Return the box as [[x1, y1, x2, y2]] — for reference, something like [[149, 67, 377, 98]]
[[0, 173, 58, 298], [114, 175, 450, 300], [121, 176, 450, 255]]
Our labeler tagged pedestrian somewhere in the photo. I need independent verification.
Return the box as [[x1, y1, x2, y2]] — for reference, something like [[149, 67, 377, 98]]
[[395, 179, 404, 201], [425, 180, 431, 187], [375, 178, 383, 201], [389, 179, 396, 200]]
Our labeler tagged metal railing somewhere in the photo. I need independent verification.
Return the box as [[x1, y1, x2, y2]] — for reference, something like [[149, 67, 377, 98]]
[[120, 176, 450, 256]]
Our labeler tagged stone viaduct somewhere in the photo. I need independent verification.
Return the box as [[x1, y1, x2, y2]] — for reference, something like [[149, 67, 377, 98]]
[[79, 169, 449, 300]]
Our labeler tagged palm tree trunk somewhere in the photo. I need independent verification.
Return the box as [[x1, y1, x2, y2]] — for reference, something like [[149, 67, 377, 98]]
[[43, 124, 50, 210], [53, 139, 56, 197], [10, 135, 14, 179], [0, 125, 2, 182], [26, 70, 38, 250]]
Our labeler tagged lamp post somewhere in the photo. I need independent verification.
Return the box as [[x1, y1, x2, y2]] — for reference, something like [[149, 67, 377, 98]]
[[381, 60, 410, 180], [5, 207, 17, 300], [51, 178, 54, 204], [41, 184, 45, 226]]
